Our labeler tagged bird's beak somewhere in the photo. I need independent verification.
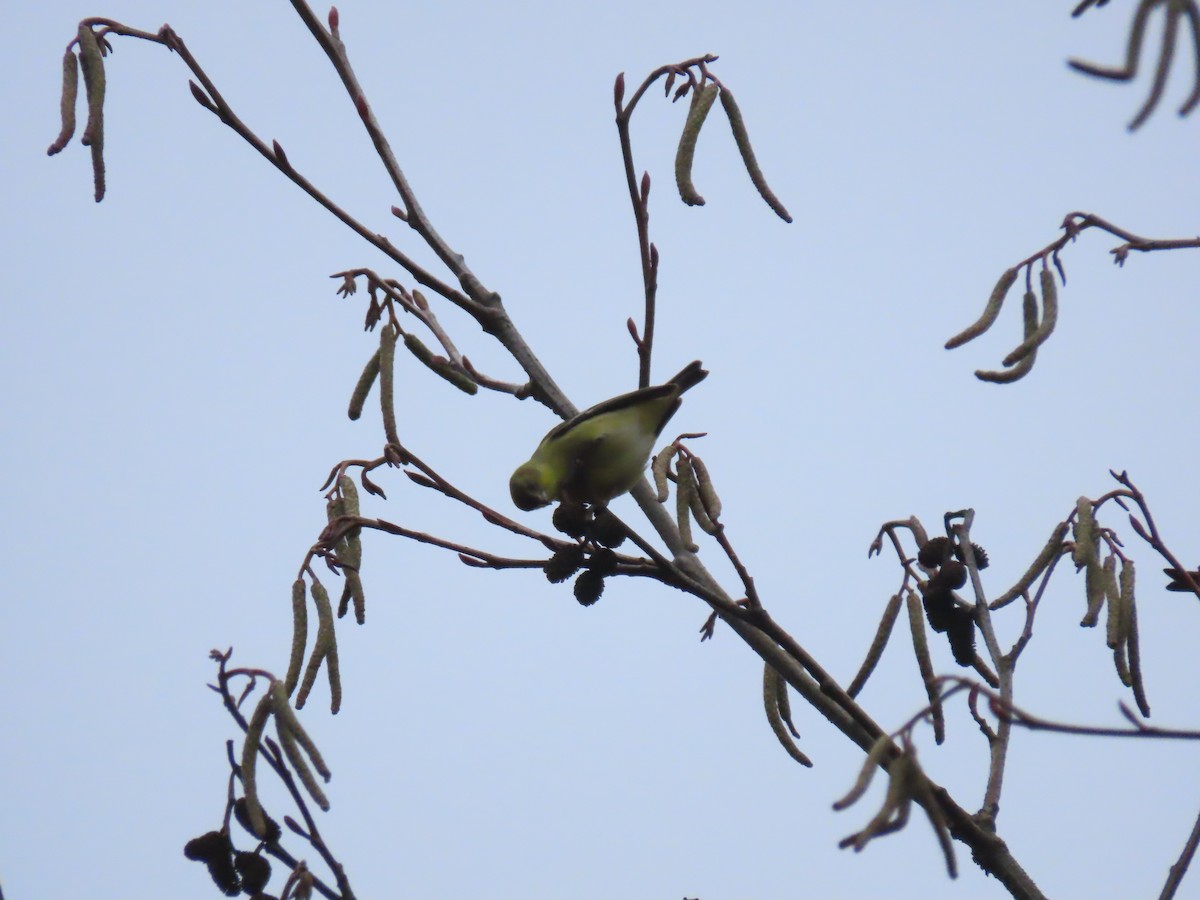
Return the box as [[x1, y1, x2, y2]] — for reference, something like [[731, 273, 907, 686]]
[[510, 467, 552, 511]]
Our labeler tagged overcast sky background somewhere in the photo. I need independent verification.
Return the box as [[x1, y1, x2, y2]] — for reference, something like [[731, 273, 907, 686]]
[[4, 2, 1199, 899]]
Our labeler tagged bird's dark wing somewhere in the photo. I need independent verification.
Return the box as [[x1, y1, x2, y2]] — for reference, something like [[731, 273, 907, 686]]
[[1164, 567, 1200, 592], [539, 383, 677, 446]]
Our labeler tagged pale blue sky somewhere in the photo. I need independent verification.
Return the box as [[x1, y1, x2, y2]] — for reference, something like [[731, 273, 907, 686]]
[[4, 3, 1199, 899]]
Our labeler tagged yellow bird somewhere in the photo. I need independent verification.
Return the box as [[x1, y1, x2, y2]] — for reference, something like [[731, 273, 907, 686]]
[[509, 361, 708, 510]]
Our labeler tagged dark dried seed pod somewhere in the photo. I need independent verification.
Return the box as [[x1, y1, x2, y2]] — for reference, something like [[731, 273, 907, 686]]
[[574, 569, 605, 607], [937, 560, 968, 590], [950, 540, 989, 569], [945, 605, 977, 667], [969, 543, 989, 569], [544, 546, 585, 584], [183, 830, 230, 863], [552, 502, 590, 540], [207, 853, 241, 897], [918, 537, 954, 568], [591, 509, 627, 548], [234, 851, 272, 894], [587, 547, 619, 577], [922, 584, 954, 633], [186, 830, 239, 896]]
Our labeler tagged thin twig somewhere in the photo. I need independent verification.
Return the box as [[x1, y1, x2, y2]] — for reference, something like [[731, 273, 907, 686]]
[[1160, 800, 1200, 900], [614, 56, 717, 387]]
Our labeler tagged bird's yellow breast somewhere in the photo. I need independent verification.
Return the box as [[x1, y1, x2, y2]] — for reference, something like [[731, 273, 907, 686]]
[[532, 394, 674, 504]]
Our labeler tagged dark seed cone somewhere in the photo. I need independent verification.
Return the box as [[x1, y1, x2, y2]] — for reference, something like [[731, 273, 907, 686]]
[[552, 502, 590, 540], [574, 569, 605, 606], [208, 853, 241, 897], [234, 851, 272, 894], [922, 584, 954, 633], [544, 546, 585, 584], [183, 831, 229, 863], [918, 537, 954, 568], [591, 509, 627, 548], [968, 542, 989, 569], [936, 560, 968, 590], [587, 547, 619, 576], [945, 605, 977, 666], [185, 831, 240, 896]]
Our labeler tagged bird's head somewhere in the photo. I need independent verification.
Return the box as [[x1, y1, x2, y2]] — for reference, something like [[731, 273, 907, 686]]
[[509, 462, 553, 511]]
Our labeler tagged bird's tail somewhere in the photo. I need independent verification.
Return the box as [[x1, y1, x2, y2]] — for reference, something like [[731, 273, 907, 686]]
[[667, 360, 708, 393]]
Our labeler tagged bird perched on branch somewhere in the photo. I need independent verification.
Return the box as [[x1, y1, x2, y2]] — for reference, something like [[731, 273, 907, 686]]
[[509, 361, 708, 511]]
